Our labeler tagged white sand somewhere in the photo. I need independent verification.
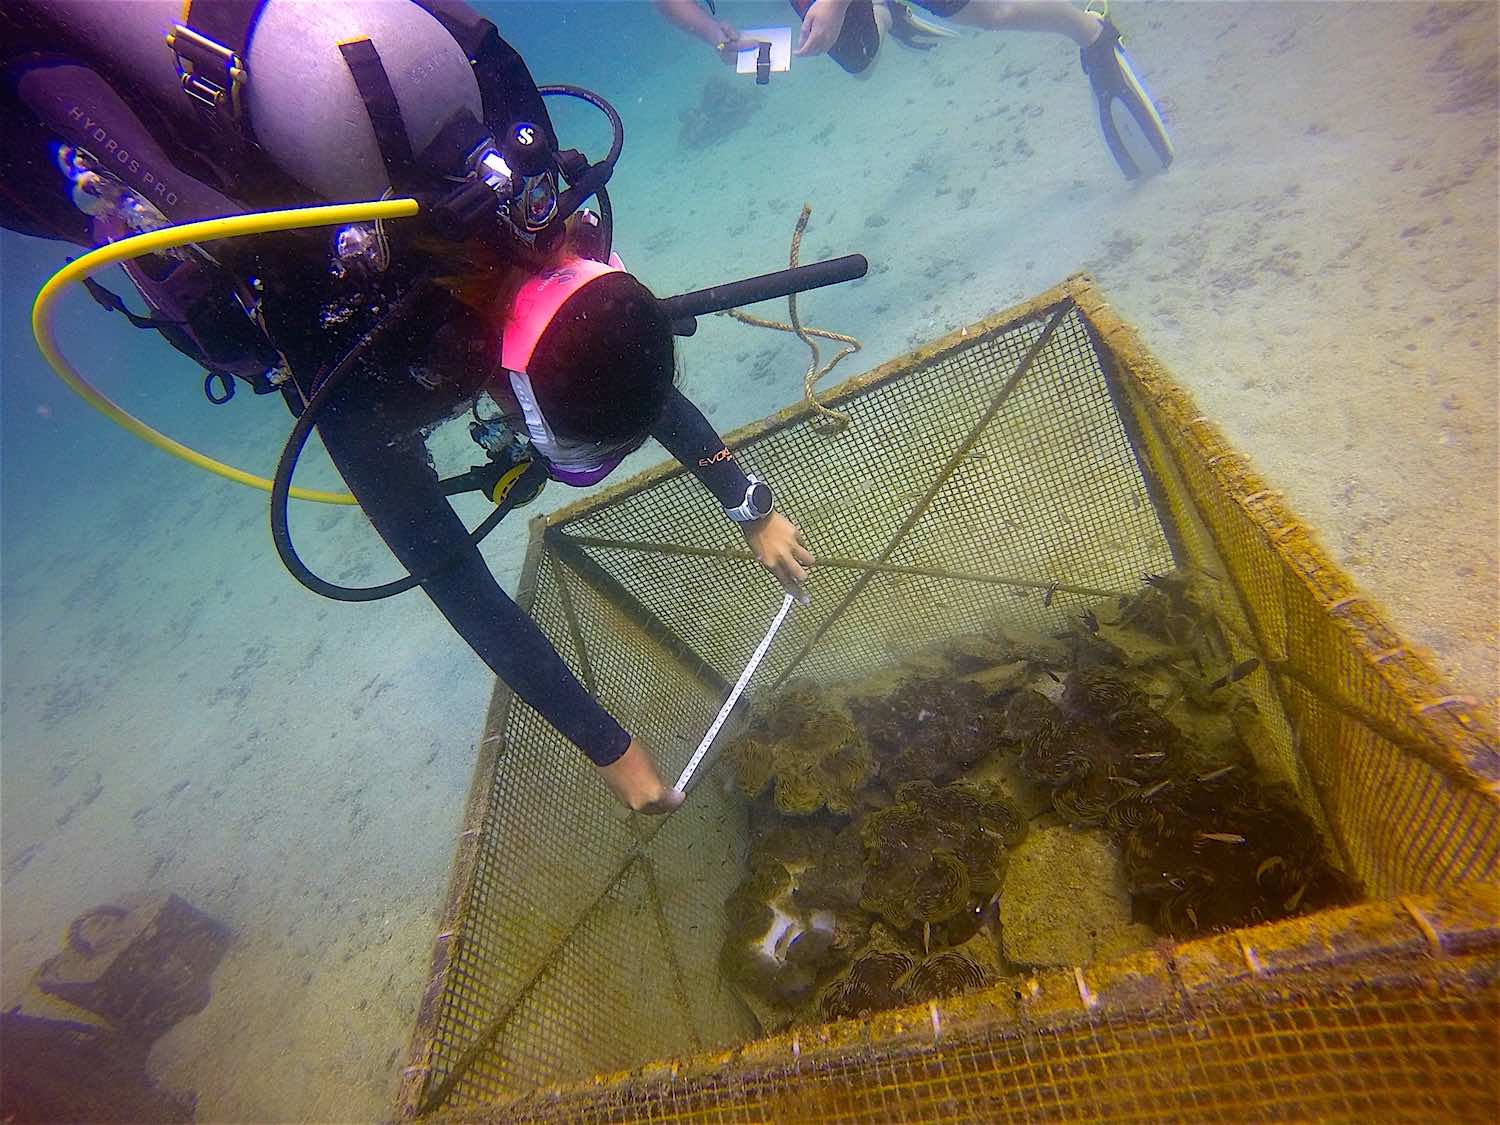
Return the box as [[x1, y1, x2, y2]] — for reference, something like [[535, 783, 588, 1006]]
[[0, 2, 1493, 1120]]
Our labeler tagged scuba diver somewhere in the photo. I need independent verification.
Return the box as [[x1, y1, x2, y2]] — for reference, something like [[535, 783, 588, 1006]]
[[2, 0, 851, 814], [655, 0, 1174, 180]]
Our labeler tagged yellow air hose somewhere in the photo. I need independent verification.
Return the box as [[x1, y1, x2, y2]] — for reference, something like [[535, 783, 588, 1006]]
[[30, 197, 420, 504]]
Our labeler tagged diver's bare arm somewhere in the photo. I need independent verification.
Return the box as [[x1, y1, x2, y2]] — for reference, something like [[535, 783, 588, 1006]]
[[597, 739, 684, 815]]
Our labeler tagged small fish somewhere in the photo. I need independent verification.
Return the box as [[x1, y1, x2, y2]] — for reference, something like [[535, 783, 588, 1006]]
[[1256, 856, 1285, 884], [1044, 668, 1062, 683], [1130, 751, 1168, 762], [1208, 658, 1261, 692], [1081, 610, 1099, 635], [1185, 905, 1200, 931], [923, 921, 931, 956], [1284, 882, 1309, 913], [1141, 780, 1172, 800], [1197, 765, 1236, 783], [1196, 831, 1247, 845], [1043, 582, 1058, 607]]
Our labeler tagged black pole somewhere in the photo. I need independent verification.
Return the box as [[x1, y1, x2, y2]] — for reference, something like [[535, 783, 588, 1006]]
[[657, 253, 868, 324]]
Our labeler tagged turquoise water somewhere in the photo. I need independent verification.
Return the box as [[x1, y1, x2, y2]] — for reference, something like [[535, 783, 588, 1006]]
[[1, 2, 1495, 1119]]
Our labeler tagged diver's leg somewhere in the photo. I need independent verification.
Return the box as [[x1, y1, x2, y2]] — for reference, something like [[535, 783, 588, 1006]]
[[313, 377, 632, 766], [934, 1, 1173, 178], [938, 0, 1099, 44]]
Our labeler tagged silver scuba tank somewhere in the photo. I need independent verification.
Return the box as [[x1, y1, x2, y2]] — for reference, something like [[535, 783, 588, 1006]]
[[18, 0, 485, 201]]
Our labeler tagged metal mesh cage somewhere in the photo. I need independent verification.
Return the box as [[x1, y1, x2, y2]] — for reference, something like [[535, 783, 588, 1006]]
[[399, 276, 1499, 1122]]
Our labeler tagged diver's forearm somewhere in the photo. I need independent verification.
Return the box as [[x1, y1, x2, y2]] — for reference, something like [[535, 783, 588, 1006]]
[[651, 387, 753, 509]]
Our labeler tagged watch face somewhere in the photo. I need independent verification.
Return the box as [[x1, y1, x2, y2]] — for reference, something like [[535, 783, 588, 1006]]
[[748, 481, 772, 516]]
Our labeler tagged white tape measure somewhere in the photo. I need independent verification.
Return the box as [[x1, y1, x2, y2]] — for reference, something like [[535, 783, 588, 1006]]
[[674, 593, 797, 793]]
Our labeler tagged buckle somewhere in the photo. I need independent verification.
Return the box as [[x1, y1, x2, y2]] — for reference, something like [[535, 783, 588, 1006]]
[[167, 24, 246, 116]]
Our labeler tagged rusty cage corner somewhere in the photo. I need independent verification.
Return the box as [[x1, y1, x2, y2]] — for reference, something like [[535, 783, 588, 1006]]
[[398, 275, 1500, 1123]]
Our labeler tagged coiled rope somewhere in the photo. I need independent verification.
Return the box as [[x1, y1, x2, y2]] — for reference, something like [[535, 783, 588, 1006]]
[[721, 204, 860, 431]]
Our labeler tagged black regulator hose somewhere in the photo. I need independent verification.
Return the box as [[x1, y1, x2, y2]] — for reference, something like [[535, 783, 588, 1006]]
[[538, 84, 624, 169], [539, 85, 622, 247], [269, 286, 533, 602], [594, 184, 614, 261]]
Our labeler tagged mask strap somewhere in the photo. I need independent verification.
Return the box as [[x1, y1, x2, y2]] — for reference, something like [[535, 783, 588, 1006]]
[[507, 369, 561, 460], [507, 368, 610, 474]]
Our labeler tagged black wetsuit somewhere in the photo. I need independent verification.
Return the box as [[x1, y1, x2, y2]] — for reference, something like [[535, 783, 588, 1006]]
[[1, 13, 756, 768]]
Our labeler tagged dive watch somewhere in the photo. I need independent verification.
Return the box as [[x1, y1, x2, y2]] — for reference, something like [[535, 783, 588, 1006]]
[[725, 474, 774, 523]]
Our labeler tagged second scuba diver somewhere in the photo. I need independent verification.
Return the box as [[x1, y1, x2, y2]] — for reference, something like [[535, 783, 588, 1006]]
[[656, 0, 1174, 182], [2, 0, 839, 814]]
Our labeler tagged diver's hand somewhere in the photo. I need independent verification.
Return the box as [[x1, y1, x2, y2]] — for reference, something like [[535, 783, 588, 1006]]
[[713, 23, 765, 63], [742, 512, 815, 600], [596, 738, 685, 815], [795, 0, 854, 56]]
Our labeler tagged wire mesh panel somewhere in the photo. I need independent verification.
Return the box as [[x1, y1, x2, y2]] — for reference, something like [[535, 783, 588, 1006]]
[[446, 886, 1500, 1124], [405, 537, 754, 1114], [553, 303, 1174, 694], [402, 276, 1500, 1122], [1074, 282, 1500, 897]]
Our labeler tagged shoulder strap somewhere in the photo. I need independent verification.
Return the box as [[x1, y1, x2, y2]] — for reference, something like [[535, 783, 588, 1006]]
[[166, 0, 265, 146], [337, 37, 418, 192]]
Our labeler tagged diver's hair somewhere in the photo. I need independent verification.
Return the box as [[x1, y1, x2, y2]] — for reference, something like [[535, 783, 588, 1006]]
[[527, 272, 676, 446], [414, 234, 521, 314]]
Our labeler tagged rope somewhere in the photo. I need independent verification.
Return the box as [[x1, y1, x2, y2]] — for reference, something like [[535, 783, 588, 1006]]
[[721, 204, 860, 431]]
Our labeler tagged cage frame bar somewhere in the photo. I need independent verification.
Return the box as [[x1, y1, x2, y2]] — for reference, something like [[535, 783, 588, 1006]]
[[539, 280, 1093, 534], [1067, 281, 1497, 783], [551, 534, 1129, 602], [548, 532, 729, 696], [459, 885, 1500, 1123], [549, 554, 598, 697], [1083, 315, 1190, 570]]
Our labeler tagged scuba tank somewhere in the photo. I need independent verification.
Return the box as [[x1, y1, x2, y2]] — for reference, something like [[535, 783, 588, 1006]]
[[3, 0, 610, 405], [15, 0, 493, 203]]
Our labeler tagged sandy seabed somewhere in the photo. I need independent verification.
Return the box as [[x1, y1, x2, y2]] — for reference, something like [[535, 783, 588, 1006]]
[[0, 2, 1494, 1120]]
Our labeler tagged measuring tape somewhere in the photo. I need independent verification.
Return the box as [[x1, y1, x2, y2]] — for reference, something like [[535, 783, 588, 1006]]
[[674, 593, 797, 793]]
